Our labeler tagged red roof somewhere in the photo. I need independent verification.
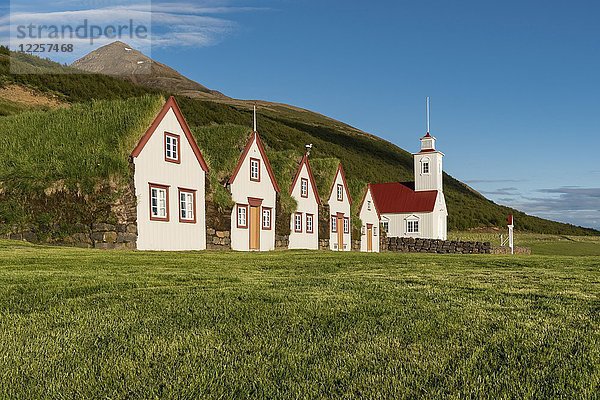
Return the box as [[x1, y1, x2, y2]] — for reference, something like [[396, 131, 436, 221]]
[[131, 96, 209, 172], [370, 182, 437, 213], [228, 131, 280, 193]]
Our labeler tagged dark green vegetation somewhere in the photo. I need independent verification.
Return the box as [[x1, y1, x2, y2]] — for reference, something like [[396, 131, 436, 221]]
[[0, 46, 597, 234], [0, 241, 598, 398]]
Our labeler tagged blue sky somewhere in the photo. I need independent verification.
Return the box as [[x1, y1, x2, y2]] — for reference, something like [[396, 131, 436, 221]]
[[3, 0, 600, 229]]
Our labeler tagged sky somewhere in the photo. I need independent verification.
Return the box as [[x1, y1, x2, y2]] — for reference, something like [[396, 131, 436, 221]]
[[2, 0, 600, 229]]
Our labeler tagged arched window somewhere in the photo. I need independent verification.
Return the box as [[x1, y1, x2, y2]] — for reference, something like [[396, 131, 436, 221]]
[[405, 215, 420, 234], [420, 157, 430, 175]]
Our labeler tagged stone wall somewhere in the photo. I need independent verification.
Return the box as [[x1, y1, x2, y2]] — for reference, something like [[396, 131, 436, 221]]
[[386, 237, 491, 254], [205, 200, 232, 250], [351, 239, 361, 252], [275, 235, 290, 249], [319, 238, 330, 250], [491, 246, 531, 255]]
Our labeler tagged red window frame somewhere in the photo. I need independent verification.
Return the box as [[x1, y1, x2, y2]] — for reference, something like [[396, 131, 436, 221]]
[[149, 183, 170, 222], [164, 132, 181, 164], [250, 157, 261, 182], [343, 217, 350, 234], [178, 188, 197, 224], [300, 178, 309, 198], [294, 212, 303, 233], [306, 213, 314, 233], [236, 204, 248, 228], [331, 216, 337, 233], [337, 184, 343, 201], [262, 207, 272, 230]]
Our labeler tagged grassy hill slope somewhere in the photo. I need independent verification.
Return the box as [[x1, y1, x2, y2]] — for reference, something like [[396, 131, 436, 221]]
[[0, 47, 596, 235]]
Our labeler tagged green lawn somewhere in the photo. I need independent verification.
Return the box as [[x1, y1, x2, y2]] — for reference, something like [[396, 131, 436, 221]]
[[0, 241, 598, 399], [449, 231, 600, 256]]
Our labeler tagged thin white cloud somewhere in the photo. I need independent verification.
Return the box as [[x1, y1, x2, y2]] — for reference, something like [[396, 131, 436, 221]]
[[1, 1, 258, 50]]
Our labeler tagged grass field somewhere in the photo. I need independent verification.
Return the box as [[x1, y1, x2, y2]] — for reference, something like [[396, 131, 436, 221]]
[[0, 240, 598, 399], [449, 231, 600, 256]]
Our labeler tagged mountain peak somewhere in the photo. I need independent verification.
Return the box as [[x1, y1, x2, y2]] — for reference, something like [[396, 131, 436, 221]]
[[72, 42, 223, 97]]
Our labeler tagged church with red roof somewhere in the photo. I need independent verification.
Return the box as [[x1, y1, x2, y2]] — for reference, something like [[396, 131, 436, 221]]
[[369, 131, 448, 240]]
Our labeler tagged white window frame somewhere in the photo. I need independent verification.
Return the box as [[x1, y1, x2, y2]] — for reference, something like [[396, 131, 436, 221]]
[[165, 133, 179, 162], [421, 157, 431, 175], [300, 178, 308, 198], [250, 158, 260, 181], [150, 185, 169, 221], [343, 217, 349, 234], [337, 184, 343, 201], [262, 208, 272, 230], [367, 200, 371, 211], [237, 204, 248, 228], [382, 221, 389, 233], [294, 213, 303, 233], [306, 214, 314, 233], [406, 217, 420, 234], [331, 216, 337, 233], [179, 190, 195, 222]]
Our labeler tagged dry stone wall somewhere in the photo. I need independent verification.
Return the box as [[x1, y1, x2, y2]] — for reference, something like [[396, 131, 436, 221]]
[[386, 237, 492, 254]]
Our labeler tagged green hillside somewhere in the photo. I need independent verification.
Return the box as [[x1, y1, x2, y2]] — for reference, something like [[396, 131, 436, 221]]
[[0, 47, 596, 235]]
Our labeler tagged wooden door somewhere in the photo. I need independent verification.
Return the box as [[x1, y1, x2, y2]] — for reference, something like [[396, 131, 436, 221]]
[[337, 216, 344, 251], [367, 224, 373, 252], [249, 206, 260, 250]]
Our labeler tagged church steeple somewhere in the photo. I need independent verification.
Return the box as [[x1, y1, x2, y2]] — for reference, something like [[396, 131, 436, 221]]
[[413, 98, 444, 192]]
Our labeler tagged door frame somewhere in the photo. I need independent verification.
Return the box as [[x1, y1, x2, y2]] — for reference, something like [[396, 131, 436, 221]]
[[336, 212, 344, 251], [367, 223, 373, 252], [248, 197, 263, 251]]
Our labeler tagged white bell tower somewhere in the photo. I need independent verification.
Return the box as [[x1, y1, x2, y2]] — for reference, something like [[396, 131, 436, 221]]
[[414, 97, 444, 192]]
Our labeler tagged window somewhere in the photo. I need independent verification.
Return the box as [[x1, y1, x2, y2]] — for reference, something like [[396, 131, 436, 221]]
[[331, 216, 337, 233], [306, 214, 314, 233], [382, 221, 389, 233], [343, 217, 350, 234], [337, 184, 343, 201], [373, 227, 377, 236], [422, 162, 430, 174], [250, 158, 260, 182], [367, 200, 372, 211], [165, 133, 180, 163], [300, 178, 309, 198], [237, 204, 248, 228], [178, 189, 196, 223], [294, 213, 303, 232], [149, 184, 169, 221], [262, 207, 272, 230], [407, 219, 420, 233]]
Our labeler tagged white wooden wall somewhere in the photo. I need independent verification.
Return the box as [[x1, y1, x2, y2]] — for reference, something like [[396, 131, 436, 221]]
[[381, 192, 447, 240], [229, 138, 277, 251], [328, 169, 351, 251], [134, 108, 206, 251], [359, 188, 380, 252], [288, 162, 319, 250]]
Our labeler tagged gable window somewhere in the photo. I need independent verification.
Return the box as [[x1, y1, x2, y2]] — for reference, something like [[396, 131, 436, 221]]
[[331, 216, 337, 233], [343, 217, 350, 234], [149, 184, 169, 221], [165, 133, 180, 163], [367, 200, 372, 211], [421, 157, 430, 175], [237, 204, 248, 228], [306, 214, 314, 233], [250, 158, 261, 182], [262, 207, 272, 230], [301, 178, 309, 198], [337, 184, 343, 201], [294, 213, 303, 233], [178, 188, 196, 223], [406, 218, 420, 233]]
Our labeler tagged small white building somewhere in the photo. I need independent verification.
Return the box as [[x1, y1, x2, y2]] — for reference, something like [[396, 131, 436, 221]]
[[131, 96, 209, 251], [371, 132, 447, 240], [288, 152, 321, 250], [326, 163, 352, 251], [228, 130, 280, 251], [358, 184, 380, 252]]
